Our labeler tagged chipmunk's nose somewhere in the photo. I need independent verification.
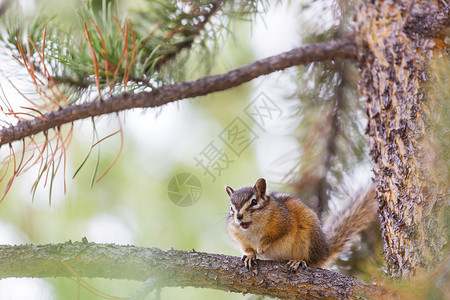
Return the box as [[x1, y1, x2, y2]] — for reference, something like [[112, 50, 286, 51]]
[[237, 213, 243, 220]]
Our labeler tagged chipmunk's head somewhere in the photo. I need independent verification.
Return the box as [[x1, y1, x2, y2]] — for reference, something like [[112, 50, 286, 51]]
[[226, 178, 269, 230]]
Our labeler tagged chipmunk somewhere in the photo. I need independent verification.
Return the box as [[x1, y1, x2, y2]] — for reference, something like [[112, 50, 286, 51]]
[[226, 178, 377, 270]]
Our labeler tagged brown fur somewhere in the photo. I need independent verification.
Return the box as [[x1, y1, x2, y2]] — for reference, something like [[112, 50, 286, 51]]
[[226, 178, 377, 268], [324, 184, 378, 262]]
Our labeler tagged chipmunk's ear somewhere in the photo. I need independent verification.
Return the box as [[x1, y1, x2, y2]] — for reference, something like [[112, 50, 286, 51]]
[[225, 186, 234, 196], [253, 178, 267, 198]]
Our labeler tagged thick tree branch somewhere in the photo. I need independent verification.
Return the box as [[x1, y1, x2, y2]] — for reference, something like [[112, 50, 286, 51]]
[[0, 241, 382, 299], [0, 39, 357, 146]]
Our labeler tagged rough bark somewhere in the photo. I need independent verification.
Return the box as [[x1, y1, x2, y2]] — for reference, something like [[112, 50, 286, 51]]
[[356, 0, 449, 278], [0, 242, 382, 300], [0, 39, 357, 146], [404, 3, 450, 38]]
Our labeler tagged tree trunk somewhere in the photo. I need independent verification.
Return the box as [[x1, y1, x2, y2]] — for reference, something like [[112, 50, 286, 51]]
[[356, 0, 449, 278]]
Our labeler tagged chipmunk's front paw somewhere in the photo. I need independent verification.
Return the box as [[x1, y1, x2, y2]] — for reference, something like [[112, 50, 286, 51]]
[[242, 254, 256, 268], [241, 254, 258, 274], [286, 260, 307, 272], [257, 245, 268, 256]]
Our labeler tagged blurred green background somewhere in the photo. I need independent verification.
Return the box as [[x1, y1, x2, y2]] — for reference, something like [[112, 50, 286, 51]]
[[0, 1, 305, 299]]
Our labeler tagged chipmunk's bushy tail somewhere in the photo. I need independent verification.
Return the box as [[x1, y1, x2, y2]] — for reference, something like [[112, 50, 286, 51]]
[[324, 184, 378, 262]]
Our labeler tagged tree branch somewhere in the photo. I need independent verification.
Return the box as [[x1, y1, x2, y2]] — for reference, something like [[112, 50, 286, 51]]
[[0, 241, 382, 299], [0, 39, 357, 146]]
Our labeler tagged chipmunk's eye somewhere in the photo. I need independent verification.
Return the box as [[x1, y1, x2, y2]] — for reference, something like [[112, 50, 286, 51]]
[[230, 206, 233, 212], [250, 199, 258, 206]]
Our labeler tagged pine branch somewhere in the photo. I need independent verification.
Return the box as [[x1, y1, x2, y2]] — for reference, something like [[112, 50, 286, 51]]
[[0, 241, 383, 299], [154, 0, 227, 70], [0, 39, 357, 146]]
